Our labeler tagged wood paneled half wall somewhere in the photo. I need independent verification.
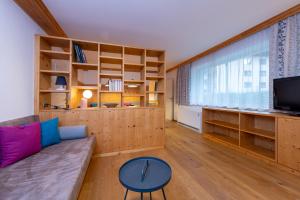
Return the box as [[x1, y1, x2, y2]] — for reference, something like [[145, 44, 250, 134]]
[[39, 108, 165, 156]]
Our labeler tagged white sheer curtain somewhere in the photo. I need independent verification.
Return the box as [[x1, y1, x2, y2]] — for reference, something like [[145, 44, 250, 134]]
[[190, 28, 270, 110]]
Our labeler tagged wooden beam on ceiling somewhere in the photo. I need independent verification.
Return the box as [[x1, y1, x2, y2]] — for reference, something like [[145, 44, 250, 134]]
[[14, 0, 67, 37], [167, 4, 300, 73]]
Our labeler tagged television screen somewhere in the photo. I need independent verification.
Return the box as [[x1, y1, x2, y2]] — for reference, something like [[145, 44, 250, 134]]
[[273, 76, 300, 112]]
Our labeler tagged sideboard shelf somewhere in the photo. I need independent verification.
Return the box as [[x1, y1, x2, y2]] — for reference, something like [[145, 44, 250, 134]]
[[205, 131, 239, 146], [202, 107, 276, 161], [240, 128, 275, 140], [204, 120, 239, 131]]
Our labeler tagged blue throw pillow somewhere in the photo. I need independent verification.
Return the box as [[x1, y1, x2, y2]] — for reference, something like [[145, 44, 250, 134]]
[[59, 125, 87, 140], [40, 118, 61, 148]]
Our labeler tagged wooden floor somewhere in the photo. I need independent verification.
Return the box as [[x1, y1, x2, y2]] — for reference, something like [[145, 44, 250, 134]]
[[79, 122, 300, 200]]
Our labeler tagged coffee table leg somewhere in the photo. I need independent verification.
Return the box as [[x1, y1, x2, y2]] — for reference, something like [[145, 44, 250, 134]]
[[162, 188, 167, 200], [150, 192, 152, 200], [124, 189, 128, 200], [141, 192, 143, 200]]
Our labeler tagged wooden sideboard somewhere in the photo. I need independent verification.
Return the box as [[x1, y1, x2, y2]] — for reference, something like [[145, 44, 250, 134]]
[[278, 118, 300, 171], [40, 107, 165, 156], [202, 107, 300, 173]]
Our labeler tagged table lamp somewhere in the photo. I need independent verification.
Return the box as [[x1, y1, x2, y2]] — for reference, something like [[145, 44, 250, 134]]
[[55, 76, 67, 90], [80, 90, 93, 108]]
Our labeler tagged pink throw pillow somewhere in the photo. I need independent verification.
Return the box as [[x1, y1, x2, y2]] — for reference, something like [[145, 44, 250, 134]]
[[0, 122, 41, 167]]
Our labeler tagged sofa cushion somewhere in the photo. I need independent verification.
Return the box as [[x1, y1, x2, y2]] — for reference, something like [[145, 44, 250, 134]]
[[0, 136, 96, 200], [41, 118, 61, 148], [59, 125, 87, 140], [0, 122, 41, 167]]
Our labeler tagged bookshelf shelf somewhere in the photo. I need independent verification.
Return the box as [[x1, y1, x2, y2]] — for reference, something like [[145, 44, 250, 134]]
[[40, 35, 70, 52], [100, 43, 123, 58], [73, 40, 98, 51], [146, 91, 164, 94], [124, 80, 144, 83], [100, 91, 123, 93], [124, 63, 144, 72], [146, 75, 164, 80], [123, 93, 145, 97], [146, 61, 164, 67], [72, 86, 98, 90], [72, 62, 98, 70], [101, 66, 122, 71], [36, 35, 165, 111], [40, 70, 69, 75], [100, 56, 123, 64], [40, 50, 70, 60], [146, 68, 159, 73], [146, 49, 164, 58], [40, 90, 70, 93], [99, 73, 123, 78]]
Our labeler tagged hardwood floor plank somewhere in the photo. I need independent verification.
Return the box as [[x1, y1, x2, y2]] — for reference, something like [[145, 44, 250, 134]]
[[79, 122, 300, 200]]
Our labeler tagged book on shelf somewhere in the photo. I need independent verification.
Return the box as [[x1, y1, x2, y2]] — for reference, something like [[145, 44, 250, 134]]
[[73, 44, 87, 63], [108, 80, 122, 92]]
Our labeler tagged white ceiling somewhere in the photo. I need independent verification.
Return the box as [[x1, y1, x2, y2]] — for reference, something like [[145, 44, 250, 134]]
[[44, 0, 299, 69]]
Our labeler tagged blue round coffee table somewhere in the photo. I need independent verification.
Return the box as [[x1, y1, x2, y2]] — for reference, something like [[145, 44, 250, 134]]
[[119, 157, 172, 200]]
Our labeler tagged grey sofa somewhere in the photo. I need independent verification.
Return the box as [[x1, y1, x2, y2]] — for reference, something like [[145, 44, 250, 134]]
[[0, 115, 96, 200]]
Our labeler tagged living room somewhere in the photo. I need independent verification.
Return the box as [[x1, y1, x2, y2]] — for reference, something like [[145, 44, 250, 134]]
[[1, 0, 300, 200]]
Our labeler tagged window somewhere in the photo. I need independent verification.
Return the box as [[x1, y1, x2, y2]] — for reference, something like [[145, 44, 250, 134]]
[[190, 28, 270, 109]]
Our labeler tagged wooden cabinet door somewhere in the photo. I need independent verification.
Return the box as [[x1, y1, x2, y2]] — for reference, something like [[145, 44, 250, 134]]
[[278, 118, 300, 171]]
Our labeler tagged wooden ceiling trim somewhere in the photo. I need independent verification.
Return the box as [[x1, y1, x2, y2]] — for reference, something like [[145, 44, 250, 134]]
[[167, 4, 300, 73], [14, 0, 67, 37]]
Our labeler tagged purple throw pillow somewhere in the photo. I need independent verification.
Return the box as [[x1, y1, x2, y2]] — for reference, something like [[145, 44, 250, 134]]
[[0, 122, 41, 167]]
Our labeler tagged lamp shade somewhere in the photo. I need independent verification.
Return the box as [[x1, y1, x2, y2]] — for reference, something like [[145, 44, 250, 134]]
[[83, 90, 93, 99], [55, 76, 67, 86]]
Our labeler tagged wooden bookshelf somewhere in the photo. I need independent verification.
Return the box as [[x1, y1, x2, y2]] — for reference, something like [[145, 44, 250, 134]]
[[36, 35, 166, 156], [202, 107, 277, 161], [35, 35, 165, 111]]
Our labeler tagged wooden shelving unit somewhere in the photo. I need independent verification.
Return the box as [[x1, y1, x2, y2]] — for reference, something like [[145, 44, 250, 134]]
[[35, 35, 165, 111], [202, 108, 277, 161]]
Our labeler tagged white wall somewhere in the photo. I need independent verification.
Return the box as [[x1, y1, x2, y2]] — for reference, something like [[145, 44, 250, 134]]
[[0, 1, 44, 122]]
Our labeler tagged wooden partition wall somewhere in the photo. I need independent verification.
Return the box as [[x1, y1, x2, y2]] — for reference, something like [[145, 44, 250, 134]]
[[39, 108, 165, 155]]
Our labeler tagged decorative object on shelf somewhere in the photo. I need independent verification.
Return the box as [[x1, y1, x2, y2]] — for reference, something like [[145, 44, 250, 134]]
[[90, 102, 98, 107], [104, 103, 118, 108], [55, 76, 67, 90], [80, 90, 93, 108], [127, 84, 139, 88], [43, 103, 70, 110], [124, 103, 135, 107]]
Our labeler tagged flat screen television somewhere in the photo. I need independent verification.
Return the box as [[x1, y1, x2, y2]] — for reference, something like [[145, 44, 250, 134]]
[[273, 76, 300, 112]]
